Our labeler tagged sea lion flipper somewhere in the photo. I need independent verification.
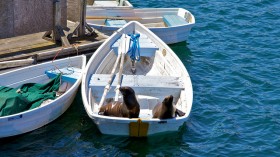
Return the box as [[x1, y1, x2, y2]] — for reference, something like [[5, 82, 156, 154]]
[[175, 108, 185, 117], [98, 111, 105, 115]]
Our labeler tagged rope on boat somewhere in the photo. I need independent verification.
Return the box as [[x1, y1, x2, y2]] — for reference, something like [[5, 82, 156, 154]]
[[51, 44, 77, 77], [127, 33, 141, 61], [51, 46, 64, 74]]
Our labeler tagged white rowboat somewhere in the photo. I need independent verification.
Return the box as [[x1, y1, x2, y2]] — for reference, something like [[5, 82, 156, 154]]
[[81, 21, 193, 136], [86, 8, 195, 44], [0, 55, 86, 138]]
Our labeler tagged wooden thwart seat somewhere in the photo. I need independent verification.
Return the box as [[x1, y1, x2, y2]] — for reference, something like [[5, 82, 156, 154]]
[[111, 33, 159, 57], [105, 19, 127, 27], [45, 67, 82, 84], [163, 15, 188, 27], [89, 74, 184, 100]]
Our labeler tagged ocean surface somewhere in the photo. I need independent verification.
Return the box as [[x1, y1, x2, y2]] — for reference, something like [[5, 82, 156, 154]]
[[1, 0, 280, 156]]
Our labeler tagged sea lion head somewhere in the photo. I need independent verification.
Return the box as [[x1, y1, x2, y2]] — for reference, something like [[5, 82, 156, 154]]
[[162, 95, 173, 108], [119, 86, 140, 118], [152, 95, 174, 119], [119, 86, 135, 97]]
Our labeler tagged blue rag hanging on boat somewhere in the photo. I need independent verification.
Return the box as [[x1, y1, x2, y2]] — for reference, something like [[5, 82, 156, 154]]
[[0, 74, 61, 117], [127, 33, 141, 61]]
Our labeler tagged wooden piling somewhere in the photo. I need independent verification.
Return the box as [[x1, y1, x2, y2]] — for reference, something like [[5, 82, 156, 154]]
[[78, 0, 87, 36]]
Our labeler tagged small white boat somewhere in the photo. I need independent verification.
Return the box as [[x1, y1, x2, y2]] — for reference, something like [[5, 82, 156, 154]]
[[86, 8, 195, 44], [81, 21, 193, 137], [0, 55, 86, 138], [87, 0, 133, 9]]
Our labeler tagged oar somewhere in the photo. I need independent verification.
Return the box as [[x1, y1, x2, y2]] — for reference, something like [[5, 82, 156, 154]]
[[86, 16, 142, 21], [114, 34, 130, 102], [98, 37, 125, 109]]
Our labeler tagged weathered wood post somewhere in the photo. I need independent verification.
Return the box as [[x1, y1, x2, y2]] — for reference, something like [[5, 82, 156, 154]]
[[78, 0, 86, 36], [54, 0, 70, 47], [43, 0, 70, 47], [54, 0, 62, 41], [67, 0, 95, 38]]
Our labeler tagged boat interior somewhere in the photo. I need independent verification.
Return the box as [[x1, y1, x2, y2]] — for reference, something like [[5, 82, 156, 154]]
[[0, 58, 84, 116], [87, 8, 193, 28], [88, 32, 187, 118], [1, 58, 83, 91]]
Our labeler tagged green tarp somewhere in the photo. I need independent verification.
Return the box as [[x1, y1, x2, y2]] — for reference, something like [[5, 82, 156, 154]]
[[0, 74, 61, 117]]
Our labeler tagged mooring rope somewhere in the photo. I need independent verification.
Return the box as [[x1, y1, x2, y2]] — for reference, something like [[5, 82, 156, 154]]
[[127, 33, 141, 61], [51, 46, 64, 74], [51, 44, 77, 76]]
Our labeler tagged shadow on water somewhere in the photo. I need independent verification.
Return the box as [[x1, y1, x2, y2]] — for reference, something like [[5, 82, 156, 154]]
[[79, 124, 189, 156], [169, 41, 193, 68], [170, 41, 192, 54]]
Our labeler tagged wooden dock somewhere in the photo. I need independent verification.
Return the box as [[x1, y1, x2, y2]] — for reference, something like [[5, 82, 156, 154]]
[[0, 21, 107, 70], [0, 21, 107, 61], [0, 0, 108, 71]]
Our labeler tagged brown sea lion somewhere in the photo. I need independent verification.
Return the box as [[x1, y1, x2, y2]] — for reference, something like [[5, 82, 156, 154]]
[[98, 86, 140, 118], [152, 95, 185, 119]]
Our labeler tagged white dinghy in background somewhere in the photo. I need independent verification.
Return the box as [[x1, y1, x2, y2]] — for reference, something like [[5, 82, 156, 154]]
[[81, 21, 193, 137], [86, 8, 195, 44], [0, 55, 86, 138], [87, 0, 133, 9]]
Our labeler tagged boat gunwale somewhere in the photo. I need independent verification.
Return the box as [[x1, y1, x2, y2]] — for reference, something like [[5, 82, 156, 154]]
[[0, 55, 86, 120]]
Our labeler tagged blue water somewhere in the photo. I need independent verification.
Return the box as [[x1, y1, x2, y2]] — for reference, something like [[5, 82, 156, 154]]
[[1, 0, 280, 156]]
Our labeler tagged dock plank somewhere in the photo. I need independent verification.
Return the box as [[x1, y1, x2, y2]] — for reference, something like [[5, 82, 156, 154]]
[[0, 21, 107, 63]]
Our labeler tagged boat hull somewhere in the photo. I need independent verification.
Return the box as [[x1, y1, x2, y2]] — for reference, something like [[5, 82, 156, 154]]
[[92, 116, 188, 136], [0, 90, 77, 138], [87, 8, 195, 44], [0, 55, 86, 138], [82, 21, 193, 136]]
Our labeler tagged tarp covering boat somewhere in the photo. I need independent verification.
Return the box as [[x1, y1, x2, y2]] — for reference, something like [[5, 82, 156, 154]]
[[0, 74, 61, 117]]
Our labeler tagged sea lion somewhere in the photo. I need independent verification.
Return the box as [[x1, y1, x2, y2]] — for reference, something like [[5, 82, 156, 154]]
[[152, 95, 185, 119], [98, 86, 140, 118]]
